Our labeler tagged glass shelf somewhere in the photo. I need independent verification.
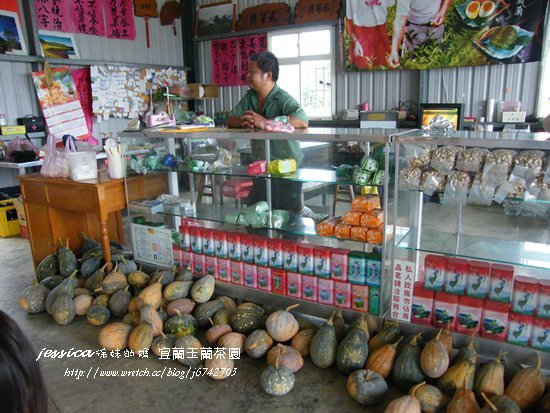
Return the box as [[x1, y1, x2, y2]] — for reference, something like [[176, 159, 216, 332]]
[[397, 188, 550, 206], [395, 227, 550, 270]]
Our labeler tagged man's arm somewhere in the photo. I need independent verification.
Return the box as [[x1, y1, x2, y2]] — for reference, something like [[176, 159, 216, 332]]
[[433, 0, 453, 26], [289, 116, 308, 129], [388, 14, 408, 69]]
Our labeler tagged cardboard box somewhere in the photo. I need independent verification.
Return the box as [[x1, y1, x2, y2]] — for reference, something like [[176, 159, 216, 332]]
[[0, 199, 20, 237], [12, 196, 28, 239], [0, 125, 26, 135], [188, 83, 219, 99]]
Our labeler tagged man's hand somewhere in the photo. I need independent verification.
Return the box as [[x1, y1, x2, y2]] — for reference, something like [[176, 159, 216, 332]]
[[432, 11, 445, 26], [241, 110, 266, 129], [388, 50, 400, 69]]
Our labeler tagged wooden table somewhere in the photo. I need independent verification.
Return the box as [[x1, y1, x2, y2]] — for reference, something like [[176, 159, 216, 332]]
[[18, 174, 126, 271]]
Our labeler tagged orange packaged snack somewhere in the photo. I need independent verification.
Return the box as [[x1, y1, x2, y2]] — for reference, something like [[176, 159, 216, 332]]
[[334, 223, 352, 239], [360, 209, 384, 228], [316, 216, 343, 237], [367, 227, 383, 244], [351, 195, 381, 213], [350, 226, 369, 242], [343, 210, 363, 226]]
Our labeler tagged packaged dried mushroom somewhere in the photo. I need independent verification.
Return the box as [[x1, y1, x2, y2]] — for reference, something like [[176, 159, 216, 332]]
[[482, 149, 517, 187], [456, 147, 489, 173], [468, 173, 494, 206], [513, 150, 545, 178], [444, 171, 472, 205], [399, 166, 422, 190], [405, 144, 437, 167], [430, 145, 462, 175], [421, 168, 446, 196]]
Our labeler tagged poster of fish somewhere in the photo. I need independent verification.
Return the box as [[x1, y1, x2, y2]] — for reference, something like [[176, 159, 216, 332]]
[[345, 0, 548, 70]]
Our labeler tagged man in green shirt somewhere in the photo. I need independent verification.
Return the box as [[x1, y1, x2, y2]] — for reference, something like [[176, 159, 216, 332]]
[[228, 51, 309, 214]]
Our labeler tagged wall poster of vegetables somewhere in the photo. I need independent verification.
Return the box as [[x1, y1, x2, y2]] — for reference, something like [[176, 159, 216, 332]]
[[344, 0, 548, 71]]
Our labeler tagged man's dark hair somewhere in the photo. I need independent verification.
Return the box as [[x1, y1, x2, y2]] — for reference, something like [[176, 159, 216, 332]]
[[250, 51, 279, 82]]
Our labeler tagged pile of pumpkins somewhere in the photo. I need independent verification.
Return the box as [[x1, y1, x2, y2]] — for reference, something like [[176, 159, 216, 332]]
[[18, 234, 550, 410]]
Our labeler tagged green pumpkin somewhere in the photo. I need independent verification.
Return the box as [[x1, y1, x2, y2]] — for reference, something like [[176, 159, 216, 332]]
[[369, 320, 400, 353], [334, 309, 346, 342], [260, 363, 295, 396], [81, 232, 101, 253], [474, 351, 505, 402], [46, 271, 78, 314], [213, 309, 232, 325], [245, 329, 273, 358], [347, 369, 388, 406], [336, 324, 369, 375], [174, 336, 202, 367], [51, 293, 76, 325], [36, 250, 58, 282], [109, 287, 132, 318], [164, 313, 198, 337], [127, 270, 151, 289], [99, 269, 127, 295], [194, 299, 225, 327], [80, 257, 101, 279], [151, 334, 177, 357], [81, 246, 103, 262], [481, 394, 521, 413], [117, 257, 138, 276], [451, 334, 477, 366], [392, 333, 426, 391], [85, 263, 108, 291], [19, 281, 50, 314], [175, 266, 194, 282], [190, 275, 215, 303], [310, 314, 338, 369], [437, 359, 476, 396], [87, 303, 111, 326], [40, 275, 64, 290], [58, 239, 77, 278], [150, 268, 175, 287], [230, 302, 266, 334], [163, 281, 193, 302], [414, 383, 450, 413]]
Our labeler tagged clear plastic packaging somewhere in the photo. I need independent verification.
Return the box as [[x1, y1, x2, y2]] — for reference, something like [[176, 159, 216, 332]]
[[513, 150, 545, 179], [399, 166, 422, 190], [482, 149, 517, 187], [468, 173, 494, 206], [444, 171, 471, 205], [421, 168, 446, 196], [455, 147, 489, 173], [430, 146, 462, 175], [544, 154, 550, 185], [405, 144, 437, 167], [261, 116, 295, 133], [494, 181, 525, 204]]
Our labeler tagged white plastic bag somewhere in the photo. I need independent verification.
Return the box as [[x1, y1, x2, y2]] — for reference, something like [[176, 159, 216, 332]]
[[40, 134, 58, 177]]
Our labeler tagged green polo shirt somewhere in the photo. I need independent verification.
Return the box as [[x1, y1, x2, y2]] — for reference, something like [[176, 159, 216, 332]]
[[229, 85, 308, 165]]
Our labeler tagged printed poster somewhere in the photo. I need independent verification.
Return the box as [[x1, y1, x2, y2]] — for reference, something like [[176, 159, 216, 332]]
[[34, 0, 71, 32], [32, 66, 91, 140], [69, 0, 105, 36], [238, 34, 267, 86], [391, 260, 415, 322], [131, 223, 174, 268], [71, 68, 94, 133], [103, 0, 136, 40], [345, 0, 548, 71]]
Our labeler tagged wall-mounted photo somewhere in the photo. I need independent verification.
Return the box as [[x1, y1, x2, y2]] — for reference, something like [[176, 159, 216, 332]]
[[38, 31, 80, 59], [195, 0, 236, 37], [0, 10, 27, 55]]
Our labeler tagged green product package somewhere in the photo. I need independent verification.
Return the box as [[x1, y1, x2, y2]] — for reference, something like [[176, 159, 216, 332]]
[[359, 155, 379, 172], [369, 286, 380, 315], [336, 164, 355, 179], [225, 211, 249, 226], [243, 201, 269, 228], [353, 167, 373, 186], [270, 210, 290, 229]]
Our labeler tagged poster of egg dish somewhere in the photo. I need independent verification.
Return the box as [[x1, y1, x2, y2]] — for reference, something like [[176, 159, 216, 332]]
[[344, 0, 548, 71]]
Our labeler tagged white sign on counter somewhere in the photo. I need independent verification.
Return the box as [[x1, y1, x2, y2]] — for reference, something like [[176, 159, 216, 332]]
[[131, 224, 174, 268], [391, 260, 415, 322]]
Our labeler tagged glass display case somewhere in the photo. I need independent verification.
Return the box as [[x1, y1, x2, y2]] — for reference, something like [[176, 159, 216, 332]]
[[392, 130, 550, 365], [120, 127, 398, 324]]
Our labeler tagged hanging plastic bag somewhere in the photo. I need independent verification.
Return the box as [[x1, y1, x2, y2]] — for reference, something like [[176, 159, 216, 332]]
[[55, 137, 77, 178], [6, 135, 37, 162], [443, 171, 471, 205], [40, 134, 59, 177]]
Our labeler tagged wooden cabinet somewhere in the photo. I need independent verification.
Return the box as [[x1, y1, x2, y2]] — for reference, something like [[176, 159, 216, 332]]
[[18, 174, 126, 270]]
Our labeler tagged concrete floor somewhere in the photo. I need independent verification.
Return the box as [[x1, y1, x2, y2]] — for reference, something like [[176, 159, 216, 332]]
[[0, 236, 402, 413]]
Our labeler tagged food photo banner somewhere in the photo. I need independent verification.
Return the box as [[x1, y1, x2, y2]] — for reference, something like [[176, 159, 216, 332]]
[[345, 0, 548, 71]]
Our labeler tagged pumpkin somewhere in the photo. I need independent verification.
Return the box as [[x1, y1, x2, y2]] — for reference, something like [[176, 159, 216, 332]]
[[86, 303, 111, 326], [190, 275, 215, 303], [447, 380, 481, 413], [81, 232, 101, 253], [46, 271, 78, 314], [167, 298, 195, 316], [385, 382, 424, 413], [369, 320, 400, 353], [218, 296, 237, 314], [218, 332, 246, 352], [310, 313, 338, 369], [58, 238, 77, 278], [109, 287, 132, 318], [414, 382, 450, 413], [122, 310, 141, 326], [205, 321, 232, 345], [212, 309, 232, 325], [230, 302, 266, 334], [52, 293, 76, 325], [451, 333, 477, 365], [245, 329, 274, 358], [481, 393, 520, 413], [151, 334, 176, 357], [334, 308, 346, 342], [365, 336, 403, 379], [267, 344, 304, 373], [503, 361, 522, 387], [150, 268, 175, 287], [163, 281, 193, 302], [85, 264, 108, 291], [174, 335, 202, 367], [19, 281, 50, 314], [80, 257, 101, 279], [175, 266, 193, 282], [420, 329, 449, 379], [393, 333, 426, 391], [504, 353, 545, 411], [347, 369, 388, 406], [350, 313, 370, 340], [474, 350, 505, 402], [73, 288, 91, 297], [260, 358, 295, 396], [204, 352, 234, 380], [296, 315, 317, 331], [93, 294, 110, 307], [127, 270, 151, 289], [99, 269, 127, 295], [98, 322, 133, 350], [74, 294, 93, 316], [36, 250, 58, 282], [194, 299, 225, 327], [140, 304, 163, 337], [40, 275, 64, 290], [128, 322, 154, 354], [117, 256, 138, 276], [137, 278, 163, 309], [164, 312, 197, 337], [440, 323, 453, 356], [437, 359, 476, 396], [266, 304, 300, 342], [291, 328, 317, 357], [336, 321, 369, 375]]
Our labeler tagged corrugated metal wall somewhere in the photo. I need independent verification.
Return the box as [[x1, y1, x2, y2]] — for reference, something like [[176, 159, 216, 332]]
[[194, 0, 543, 119]]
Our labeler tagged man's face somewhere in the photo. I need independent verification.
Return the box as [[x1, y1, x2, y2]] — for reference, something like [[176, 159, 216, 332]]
[[247, 61, 270, 90]]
